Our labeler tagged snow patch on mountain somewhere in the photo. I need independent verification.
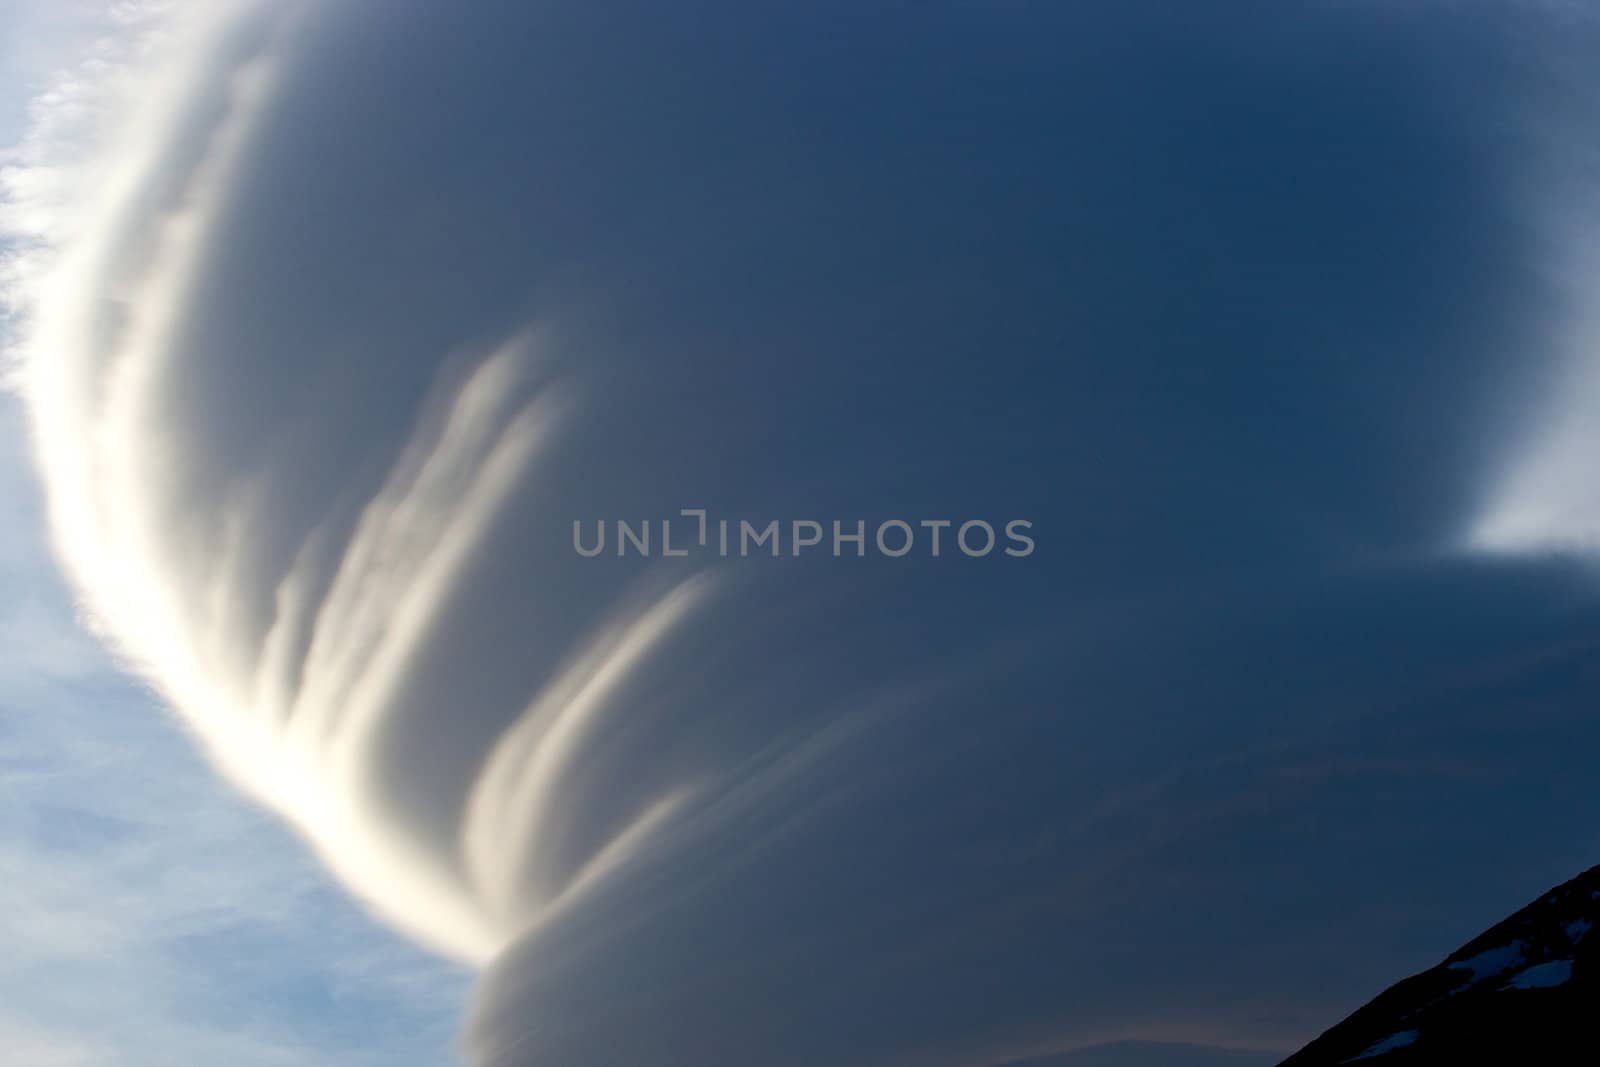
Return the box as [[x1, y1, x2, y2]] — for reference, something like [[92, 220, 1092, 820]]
[[1505, 959, 1573, 990], [1449, 940, 1525, 984], [1342, 1029, 1418, 1061]]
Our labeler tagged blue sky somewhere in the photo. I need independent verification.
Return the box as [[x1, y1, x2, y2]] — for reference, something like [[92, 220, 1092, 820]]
[[0, 390, 467, 1062], [0, 12, 466, 1060]]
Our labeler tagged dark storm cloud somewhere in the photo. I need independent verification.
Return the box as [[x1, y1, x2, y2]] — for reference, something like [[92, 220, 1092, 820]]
[[8, 2, 1600, 1064]]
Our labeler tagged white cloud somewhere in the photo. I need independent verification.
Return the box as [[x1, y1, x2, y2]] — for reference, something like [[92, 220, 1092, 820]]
[[1465, 26, 1600, 559], [0, 8, 466, 1063]]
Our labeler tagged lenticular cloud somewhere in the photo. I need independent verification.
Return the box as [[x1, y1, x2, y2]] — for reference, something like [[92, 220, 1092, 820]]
[[7, 3, 1600, 1066]]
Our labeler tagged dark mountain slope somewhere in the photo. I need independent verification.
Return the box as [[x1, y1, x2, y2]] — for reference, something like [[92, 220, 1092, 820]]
[[1281, 865, 1599, 1064]]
